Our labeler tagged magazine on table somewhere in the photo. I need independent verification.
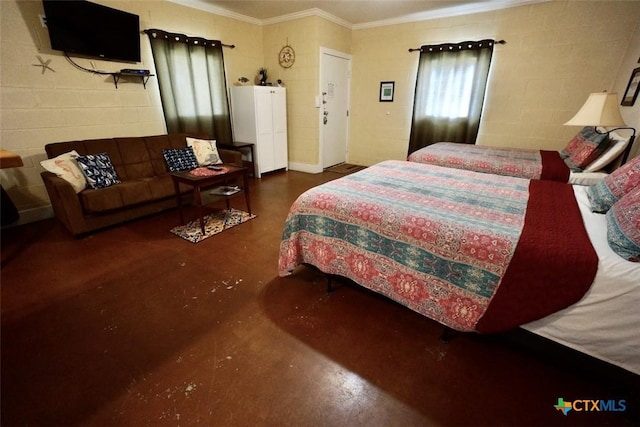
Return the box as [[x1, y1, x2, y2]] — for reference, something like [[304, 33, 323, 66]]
[[210, 186, 241, 196]]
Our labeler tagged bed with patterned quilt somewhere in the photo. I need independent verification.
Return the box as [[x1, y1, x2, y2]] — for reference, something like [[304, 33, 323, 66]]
[[278, 159, 640, 374], [406, 128, 630, 184]]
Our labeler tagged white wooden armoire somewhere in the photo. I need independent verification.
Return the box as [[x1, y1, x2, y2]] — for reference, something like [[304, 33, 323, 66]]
[[230, 86, 288, 178]]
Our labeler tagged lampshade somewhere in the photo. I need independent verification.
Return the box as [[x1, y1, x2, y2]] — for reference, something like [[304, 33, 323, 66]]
[[564, 92, 627, 127]]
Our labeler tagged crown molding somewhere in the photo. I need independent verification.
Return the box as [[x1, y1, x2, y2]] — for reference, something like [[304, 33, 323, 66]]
[[262, 8, 352, 29], [353, 0, 551, 30], [168, 0, 550, 29], [167, 0, 262, 25]]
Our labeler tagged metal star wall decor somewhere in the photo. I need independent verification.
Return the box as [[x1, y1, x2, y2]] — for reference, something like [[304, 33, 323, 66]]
[[32, 55, 55, 74]]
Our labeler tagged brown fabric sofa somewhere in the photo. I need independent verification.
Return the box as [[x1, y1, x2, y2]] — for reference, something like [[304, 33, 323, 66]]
[[41, 133, 242, 236]]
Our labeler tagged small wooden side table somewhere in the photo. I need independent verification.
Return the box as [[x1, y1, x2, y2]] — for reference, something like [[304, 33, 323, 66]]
[[219, 142, 255, 177], [170, 165, 251, 235]]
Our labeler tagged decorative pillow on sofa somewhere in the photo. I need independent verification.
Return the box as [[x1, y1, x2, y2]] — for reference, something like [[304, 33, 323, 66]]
[[76, 153, 121, 189], [606, 187, 640, 262], [561, 127, 611, 170], [587, 155, 640, 213], [162, 147, 199, 172], [40, 150, 87, 193], [186, 137, 223, 165]]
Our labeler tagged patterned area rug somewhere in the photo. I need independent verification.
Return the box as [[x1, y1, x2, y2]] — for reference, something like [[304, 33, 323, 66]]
[[325, 163, 366, 174], [170, 208, 256, 243]]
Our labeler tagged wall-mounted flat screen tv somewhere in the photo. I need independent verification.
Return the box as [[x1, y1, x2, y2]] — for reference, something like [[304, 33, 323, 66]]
[[42, 0, 141, 63]]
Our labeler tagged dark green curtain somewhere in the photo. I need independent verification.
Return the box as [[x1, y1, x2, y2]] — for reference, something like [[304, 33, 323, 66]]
[[408, 39, 495, 156], [146, 29, 232, 144]]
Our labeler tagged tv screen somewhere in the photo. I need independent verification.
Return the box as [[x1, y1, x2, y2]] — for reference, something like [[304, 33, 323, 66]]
[[42, 0, 141, 63]]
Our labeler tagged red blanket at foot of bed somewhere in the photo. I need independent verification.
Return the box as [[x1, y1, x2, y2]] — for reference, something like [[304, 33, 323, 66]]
[[539, 150, 571, 182], [476, 180, 598, 333]]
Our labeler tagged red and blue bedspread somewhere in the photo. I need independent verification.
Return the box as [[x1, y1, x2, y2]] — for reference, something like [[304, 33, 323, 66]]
[[407, 142, 570, 182], [278, 160, 597, 333]]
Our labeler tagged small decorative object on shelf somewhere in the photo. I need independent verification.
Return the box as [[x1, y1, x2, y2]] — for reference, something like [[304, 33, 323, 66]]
[[238, 76, 250, 86], [258, 68, 267, 86]]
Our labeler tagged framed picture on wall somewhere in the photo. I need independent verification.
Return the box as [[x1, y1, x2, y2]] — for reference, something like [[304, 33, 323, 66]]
[[621, 67, 640, 106], [379, 81, 395, 102]]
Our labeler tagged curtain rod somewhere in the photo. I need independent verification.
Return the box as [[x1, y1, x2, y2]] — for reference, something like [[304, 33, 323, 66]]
[[143, 29, 235, 48], [408, 39, 505, 52]]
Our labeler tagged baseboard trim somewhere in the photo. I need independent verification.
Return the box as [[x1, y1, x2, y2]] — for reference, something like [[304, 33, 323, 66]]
[[288, 162, 323, 174], [2, 205, 53, 228]]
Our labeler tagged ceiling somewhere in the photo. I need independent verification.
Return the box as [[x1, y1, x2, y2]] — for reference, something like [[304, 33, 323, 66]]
[[170, 0, 543, 28]]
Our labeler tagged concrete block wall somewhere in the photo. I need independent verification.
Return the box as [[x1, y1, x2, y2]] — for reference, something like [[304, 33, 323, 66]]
[[0, 0, 262, 223], [348, 0, 640, 166], [2, 0, 639, 224]]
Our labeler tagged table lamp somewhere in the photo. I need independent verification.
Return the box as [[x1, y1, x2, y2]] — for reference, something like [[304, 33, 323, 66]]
[[564, 92, 637, 164]]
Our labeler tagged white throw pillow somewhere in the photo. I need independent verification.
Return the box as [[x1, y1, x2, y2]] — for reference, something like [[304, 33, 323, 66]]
[[584, 129, 630, 172], [186, 137, 223, 165], [40, 150, 87, 193]]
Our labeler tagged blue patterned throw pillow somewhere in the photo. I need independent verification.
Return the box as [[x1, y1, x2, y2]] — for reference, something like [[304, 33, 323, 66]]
[[606, 187, 640, 262], [587, 155, 640, 213], [76, 153, 121, 189], [163, 147, 199, 172]]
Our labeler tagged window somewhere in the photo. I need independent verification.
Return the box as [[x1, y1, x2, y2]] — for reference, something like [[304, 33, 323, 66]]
[[424, 60, 476, 119], [146, 29, 233, 143], [408, 40, 496, 155]]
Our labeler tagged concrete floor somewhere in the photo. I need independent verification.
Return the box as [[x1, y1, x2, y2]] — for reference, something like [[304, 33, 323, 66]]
[[1, 169, 637, 426]]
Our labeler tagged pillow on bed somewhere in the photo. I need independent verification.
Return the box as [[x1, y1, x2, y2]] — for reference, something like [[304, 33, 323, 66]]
[[186, 137, 223, 166], [606, 187, 640, 262], [584, 129, 629, 172], [587, 155, 640, 213], [562, 127, 611, 171]]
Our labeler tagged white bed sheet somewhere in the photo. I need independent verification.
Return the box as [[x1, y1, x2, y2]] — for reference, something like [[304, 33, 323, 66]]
[[568, 171, 607, 186], [522, 185, 640, 375]]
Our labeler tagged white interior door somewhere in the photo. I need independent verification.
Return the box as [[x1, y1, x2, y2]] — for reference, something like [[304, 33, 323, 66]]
[[321, 49, 351, 168]]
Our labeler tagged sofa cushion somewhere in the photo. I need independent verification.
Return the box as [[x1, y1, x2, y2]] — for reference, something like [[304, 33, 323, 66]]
[[80, 185, 124, 213], [76, 153, 121, 189], [116, 137, 154, 180], [117, 180, 155, 206], [80, 179, 155, 213], [144, 135, 174, 176], [145, 174, 176, 199]]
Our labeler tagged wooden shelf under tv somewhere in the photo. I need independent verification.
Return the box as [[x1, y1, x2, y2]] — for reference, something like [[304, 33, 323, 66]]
[[110, 72, 154, 89]]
